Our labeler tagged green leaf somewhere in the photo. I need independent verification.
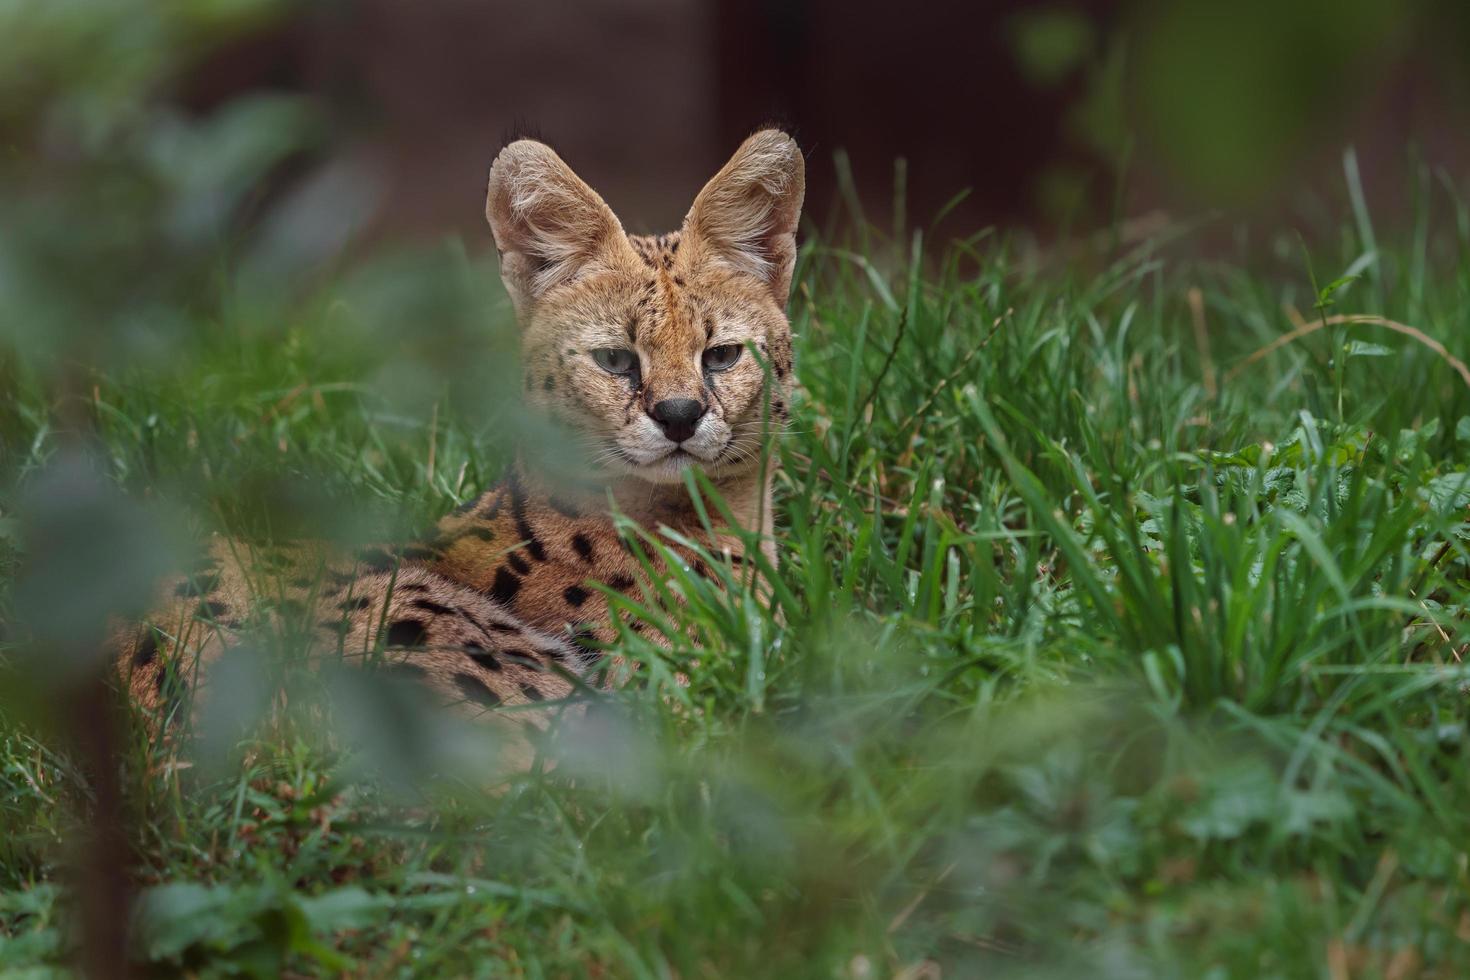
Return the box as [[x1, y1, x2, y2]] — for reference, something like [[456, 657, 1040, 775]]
[[1314, 273, 1360, 311], [295, 888, 384, 933], [131, 882, 261, 963], [1422, 471, 1470, 514], [1178, 761, 1277, 841]]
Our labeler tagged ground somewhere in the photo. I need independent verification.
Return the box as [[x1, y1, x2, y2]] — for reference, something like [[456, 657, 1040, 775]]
[[4, 187, 1470, 977]]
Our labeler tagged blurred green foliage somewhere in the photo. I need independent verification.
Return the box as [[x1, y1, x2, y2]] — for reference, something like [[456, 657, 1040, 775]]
[[1134, 0, 1404, 199], [1008, 7, 1097, 88], [1006, 0, 1470, 218], [0, 0, 311, 370]]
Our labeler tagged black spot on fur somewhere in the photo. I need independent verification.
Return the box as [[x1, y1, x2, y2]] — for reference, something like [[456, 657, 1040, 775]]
[[453, 608, 494, 635], [453, 673, 501, 708], [521, 528, 547, 562], [460, 526, 497, 542], [489, 568, 522, 603], [196, 601, 231, 621], [486, 620, 519, 634], [386, 620, 428, 647], [507, 551, 531, 575], [692, 561, 710, 579], [356, 549, 396, 572], [500, 648, 538, 667], [132, 628, 159, 667], [543, 373, 556, 391], [464, 647, 502, 671], [571, 533, 595, 562], [412, 599, 456, 616], [451, 495, 480, 516], [401, 546, 438, 563], [506, 470, 546, 561], [339, 595, 374, 612], [607, 574, 635, 591], [259, 550, 292, 570], [563, 585, 589, 607], [174, 572, 221, 598], [518, 680, 546, 702]]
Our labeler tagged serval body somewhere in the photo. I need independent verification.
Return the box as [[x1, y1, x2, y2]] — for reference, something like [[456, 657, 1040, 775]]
[[115, 129, 805, 727]]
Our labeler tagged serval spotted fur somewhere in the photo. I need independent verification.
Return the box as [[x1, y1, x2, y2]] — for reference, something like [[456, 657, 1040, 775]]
[[115, 129, 805, 731]]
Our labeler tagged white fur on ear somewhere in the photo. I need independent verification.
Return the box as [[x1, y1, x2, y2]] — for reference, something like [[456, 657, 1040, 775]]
[[684, 130, 806, 305], [485, 140, 624, 314]]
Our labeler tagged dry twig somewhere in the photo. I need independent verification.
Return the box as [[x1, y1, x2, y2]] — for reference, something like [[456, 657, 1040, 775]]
[[1225, 310, 1470, 391]]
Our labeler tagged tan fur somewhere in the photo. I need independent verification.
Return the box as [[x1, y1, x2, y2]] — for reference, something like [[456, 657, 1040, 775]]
[[114, 130, 804, 731]]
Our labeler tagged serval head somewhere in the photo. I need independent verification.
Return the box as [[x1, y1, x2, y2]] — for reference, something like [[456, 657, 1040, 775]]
[[485, 129, 804, 487]]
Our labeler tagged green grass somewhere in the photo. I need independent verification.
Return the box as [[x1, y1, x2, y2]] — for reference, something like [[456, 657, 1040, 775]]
[[5, 172, 1470, 977]]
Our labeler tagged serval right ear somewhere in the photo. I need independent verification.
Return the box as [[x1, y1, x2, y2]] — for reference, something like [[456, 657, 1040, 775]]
[[683, 129, 806, 308], [485, 140, 627, 317]]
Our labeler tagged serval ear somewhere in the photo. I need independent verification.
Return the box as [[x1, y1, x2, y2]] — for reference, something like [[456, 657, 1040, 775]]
[[485, 140, 627, 316], [683, 129, 805, 307]]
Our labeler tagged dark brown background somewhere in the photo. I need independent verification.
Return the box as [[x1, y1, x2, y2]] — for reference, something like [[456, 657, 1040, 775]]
[[182, 0, 1470, 246]]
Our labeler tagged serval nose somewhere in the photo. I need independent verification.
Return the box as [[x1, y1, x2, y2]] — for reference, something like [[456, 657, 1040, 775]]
[[650, 398, 706, 443]]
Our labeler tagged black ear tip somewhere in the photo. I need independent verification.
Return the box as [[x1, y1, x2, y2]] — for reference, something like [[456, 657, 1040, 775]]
[[498, 118, 551, 155], [488, 135, 564, 186], [750, 118, 802, 148]]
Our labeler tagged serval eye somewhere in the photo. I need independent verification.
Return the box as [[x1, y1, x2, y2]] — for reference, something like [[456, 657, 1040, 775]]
[[592, 348, 638, 376], [702, 344, 742, 373]]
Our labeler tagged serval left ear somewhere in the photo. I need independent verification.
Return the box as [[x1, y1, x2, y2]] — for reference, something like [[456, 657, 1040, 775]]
[[485, 139, 631, 317], [682, 129, 806, 308]]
